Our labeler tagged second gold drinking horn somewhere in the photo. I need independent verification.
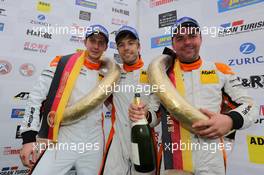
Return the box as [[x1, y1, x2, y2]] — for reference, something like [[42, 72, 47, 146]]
[[147, 54, 208, 132]]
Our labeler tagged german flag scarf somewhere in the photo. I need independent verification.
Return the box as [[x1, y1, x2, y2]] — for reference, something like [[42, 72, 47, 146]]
[[38, 51, 85, 142], [161, 59, 193, 172]]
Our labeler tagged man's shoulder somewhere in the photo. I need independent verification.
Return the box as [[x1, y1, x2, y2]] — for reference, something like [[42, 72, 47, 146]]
[[49, 53, 76, 67], [202, 60, 234, 75]]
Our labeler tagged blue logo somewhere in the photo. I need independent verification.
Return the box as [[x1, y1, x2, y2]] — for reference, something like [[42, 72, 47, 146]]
[[11, 109, 25, 118], [240, 43, 256, 54], [105, 111, 111, 118], [37, 14, 45, 21], [0, 23, 4, 31], [109, 41, 117, 49], [151, 34, 171, 48], [75, 0, 97, 9], [217, 0, 264, 13]]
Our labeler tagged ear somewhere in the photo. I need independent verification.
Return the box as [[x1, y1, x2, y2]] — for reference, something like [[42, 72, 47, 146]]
[[83, 38, 87, 45], [138, 42, 141, 52], [171, 37, 176, 51], [104, 44, 108, 51]]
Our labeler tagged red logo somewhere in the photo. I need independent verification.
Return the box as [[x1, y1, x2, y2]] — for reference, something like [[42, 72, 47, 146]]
[[3, 147, 20, 155], [260, 105, 264, 116], [19, 63, 35, 77], [0, 60, 12, 75]]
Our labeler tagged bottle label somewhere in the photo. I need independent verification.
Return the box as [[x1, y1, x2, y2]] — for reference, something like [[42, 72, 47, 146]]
[[131, 118, 148, 127], [131, 142, 140, 165]]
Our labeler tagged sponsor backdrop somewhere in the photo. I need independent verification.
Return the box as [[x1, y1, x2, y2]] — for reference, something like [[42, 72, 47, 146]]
[[0, 0, 263, 174], [138, 0, 264, 175], [0, 0, 136, 174]]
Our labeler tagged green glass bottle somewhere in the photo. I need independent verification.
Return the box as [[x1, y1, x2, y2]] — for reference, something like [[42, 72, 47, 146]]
[[131, 93, 156, 172]]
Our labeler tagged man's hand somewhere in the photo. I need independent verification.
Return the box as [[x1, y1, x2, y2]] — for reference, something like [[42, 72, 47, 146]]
[[128, 102, 149, 122], [192, 108, 233, 139], [20, 142, 38, 168]]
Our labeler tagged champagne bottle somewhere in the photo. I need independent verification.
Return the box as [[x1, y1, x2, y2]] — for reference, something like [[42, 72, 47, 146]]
[[131, 93, 156, 173]]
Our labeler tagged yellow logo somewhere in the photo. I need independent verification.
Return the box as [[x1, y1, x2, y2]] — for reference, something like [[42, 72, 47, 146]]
[[98, 73, 104, 81], [200, 70, 219, 84], [247, 135, 264, 164], [140, 70, 149, 84], [37, 1, 51, 13]]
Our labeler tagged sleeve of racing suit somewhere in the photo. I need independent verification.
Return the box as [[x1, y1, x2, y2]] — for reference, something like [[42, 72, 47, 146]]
[[147, 93, 161, 128], [222, 72, 258, 130], [20, 66, 56, 144]]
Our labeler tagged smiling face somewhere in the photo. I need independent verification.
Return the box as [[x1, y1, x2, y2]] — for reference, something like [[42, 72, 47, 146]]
[[84, 33, 107, 61], [116, 33, 140, 65], [172, 27, 202, 63]]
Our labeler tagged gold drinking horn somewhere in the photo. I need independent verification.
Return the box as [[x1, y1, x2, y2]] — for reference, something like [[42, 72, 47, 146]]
[[164, 169, 194, 175], [147, 55, 208, 132], [61, 57, 121, 125]]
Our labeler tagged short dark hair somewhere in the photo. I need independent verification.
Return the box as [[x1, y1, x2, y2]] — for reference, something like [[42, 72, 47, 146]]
[[116, 32, 139, 45]]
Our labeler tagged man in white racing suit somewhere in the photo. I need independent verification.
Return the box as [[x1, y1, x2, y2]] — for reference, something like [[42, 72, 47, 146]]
[[19, 24, 109, 175], [102, 26, 160, 175], [160, 17, 258, 175]]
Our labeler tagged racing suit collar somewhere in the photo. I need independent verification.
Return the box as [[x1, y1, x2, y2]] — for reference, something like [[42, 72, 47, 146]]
[[123, 56, 144, 72], [178, 57, 202, 71], [84, 51, 101, 70]]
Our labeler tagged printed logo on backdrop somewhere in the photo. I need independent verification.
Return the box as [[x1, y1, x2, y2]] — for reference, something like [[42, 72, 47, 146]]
[[112, 7, 129, 16], [26, 29, 52, 39], [247, 135, 264, 164], [76, 48, 85, 52], [19, 63, 36, 77], [114, 53, 122, 64], [0, 60, 12, 75], [0, 166, 30, 175], [36, 1, 52, 13], [218, 19, 264, 37], [109, 41, 117, 50], [228, 42, 263, 66], [159, 10, 177, 28], [0, 22, 4, 32], [16, 125, 22, 139], [30, 14, 51, 26], [240, 75, 264, 89], [14, 92, 30, 100], [23, 41, 49, 53], [150, 0, 176, 8], [11, 108, 25, 118], [79, 10, 91, 21], [255, 105, 264, 125], [0, 8, 7, 16], [75, 0, 97, 9], [69, 23, 85, 43], [111, 18, 128, 26], [3, 147, 20, 155], [111, 30, 118, 36], [217, 0, 264, 13], [114, 0, 128, 6], [151, 34, 171, 48]]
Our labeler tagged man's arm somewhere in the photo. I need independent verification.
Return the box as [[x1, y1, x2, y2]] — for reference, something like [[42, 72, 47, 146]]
[[192, 64, 258, 138], [20, 67, 55, 167], [220, 65, 258, 130]]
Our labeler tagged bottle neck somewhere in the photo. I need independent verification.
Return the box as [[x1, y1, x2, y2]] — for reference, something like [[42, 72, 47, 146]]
[[131, 118, 148, 126]]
